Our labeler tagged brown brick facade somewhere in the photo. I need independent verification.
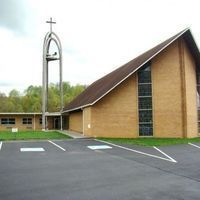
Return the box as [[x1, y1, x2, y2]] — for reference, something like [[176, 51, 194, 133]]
[[0, 114, 64, 131], [152, 40, 184, 137], [68, 38, 199, 138], [88, 74, 138, 138], [182, 39, 198, 137], [69, 111, 83, 133], [0, 114, 42, 131]]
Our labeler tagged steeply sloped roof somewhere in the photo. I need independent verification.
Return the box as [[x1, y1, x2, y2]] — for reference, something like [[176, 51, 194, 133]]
[[63, 28, 200, 113]]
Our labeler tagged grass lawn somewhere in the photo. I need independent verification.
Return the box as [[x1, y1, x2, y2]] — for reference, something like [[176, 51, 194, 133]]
[[98, 137, 200, 147], [0, 131, 71, 141]]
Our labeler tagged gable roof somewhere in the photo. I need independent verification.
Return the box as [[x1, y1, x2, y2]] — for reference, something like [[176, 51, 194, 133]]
[[63, 28, 200, 113]]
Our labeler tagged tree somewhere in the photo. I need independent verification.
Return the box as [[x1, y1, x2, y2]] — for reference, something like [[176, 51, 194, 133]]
[[0, 92, 8, 112], [0, 82, 86, 112], [9, 89, 21, 97], [8, 89, 23, 112]]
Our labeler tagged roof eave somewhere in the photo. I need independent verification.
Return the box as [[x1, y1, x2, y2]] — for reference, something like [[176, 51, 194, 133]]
[[0, 112, 42, 115], [62, 103, 92, 113]]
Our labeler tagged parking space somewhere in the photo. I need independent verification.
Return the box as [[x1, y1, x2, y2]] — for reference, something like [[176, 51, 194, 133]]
[[95, 139, 177, 163], [1, 139, 200, 199], [95, 140, 200, 181], [0, 140, 67, 154], [151, 143, 200, 180], [2, 139, 200, 170]]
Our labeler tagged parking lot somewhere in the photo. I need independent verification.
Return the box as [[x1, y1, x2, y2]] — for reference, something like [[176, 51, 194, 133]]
[[1, 139, 200, 200]]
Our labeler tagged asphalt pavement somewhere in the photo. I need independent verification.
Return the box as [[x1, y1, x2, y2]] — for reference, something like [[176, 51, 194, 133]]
[[0, 139, 200, 200]]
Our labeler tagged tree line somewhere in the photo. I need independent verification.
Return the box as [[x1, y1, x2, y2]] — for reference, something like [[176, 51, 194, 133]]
[[0, 82, 86, 112]]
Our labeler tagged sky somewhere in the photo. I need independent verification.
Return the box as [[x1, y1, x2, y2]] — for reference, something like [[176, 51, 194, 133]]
[[0, 0, 200, 95]]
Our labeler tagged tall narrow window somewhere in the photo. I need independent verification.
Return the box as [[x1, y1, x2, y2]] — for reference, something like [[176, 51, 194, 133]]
[[138, 63, 153, 136]]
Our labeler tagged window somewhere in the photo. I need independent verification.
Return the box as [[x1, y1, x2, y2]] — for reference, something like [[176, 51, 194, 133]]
[[138, 66, 151, 83], [197, 73, 200, 85], [22, 118, 32, 125], [139, 110, 152, 123], [138, 62, 153, 136], [39, 118, 42, 124], [1, 118, 15, 125], [138, 84, 152, 96], [139, 97, 152, 109], [139, 124, 153, 136]]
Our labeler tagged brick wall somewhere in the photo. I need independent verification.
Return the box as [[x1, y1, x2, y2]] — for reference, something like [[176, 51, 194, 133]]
[[0, 114, 42, 131], [86, 74, 138, 138], [69, 111, 83, 133]]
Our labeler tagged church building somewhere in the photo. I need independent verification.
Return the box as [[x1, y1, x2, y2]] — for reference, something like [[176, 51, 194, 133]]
[[63, 28, 200, 138]]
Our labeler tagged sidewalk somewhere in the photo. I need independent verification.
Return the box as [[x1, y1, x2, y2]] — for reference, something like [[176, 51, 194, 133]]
[[58, 130, 90, 139]]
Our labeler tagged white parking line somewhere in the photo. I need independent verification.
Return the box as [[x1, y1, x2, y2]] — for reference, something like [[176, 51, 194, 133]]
[[188, 142, 200, 149], [0, 142, 2, 151], [48, 140, 66, 151], [95, 139, 177, 163], [153, 146, 177, 163]]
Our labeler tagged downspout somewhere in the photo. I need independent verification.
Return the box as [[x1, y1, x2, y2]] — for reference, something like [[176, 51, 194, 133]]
[[33, 114, 36, 131], [60, 115, 63, 131], [81, 108, 84, 136]]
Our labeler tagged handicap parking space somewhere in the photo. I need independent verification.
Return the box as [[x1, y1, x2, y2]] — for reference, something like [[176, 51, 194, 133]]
[[49, 138, 118, 154], [0, 140, 67, 155], [51, 139, 101, 153], [0, 139, 114, 155]]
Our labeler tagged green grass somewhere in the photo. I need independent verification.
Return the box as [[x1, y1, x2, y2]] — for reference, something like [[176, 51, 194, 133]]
[[98, 137, 200, 147], [0, 131, 71, 141]]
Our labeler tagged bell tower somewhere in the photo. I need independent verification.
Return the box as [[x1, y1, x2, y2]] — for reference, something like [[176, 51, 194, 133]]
[[42, 18, 63, 130]]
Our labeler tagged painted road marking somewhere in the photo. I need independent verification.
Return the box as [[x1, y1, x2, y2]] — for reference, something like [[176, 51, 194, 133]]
[[88, 145, 112, 150], [0, 142, 2, 151], [95, 139, 177, 163], [188, 143, 200, 149], [20, 148, 45, 152], [153, 146, 177, 163], [48, 140, 66, 151]]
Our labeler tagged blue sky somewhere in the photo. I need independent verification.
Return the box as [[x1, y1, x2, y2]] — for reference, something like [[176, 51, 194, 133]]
[[0, 0, 200, 95]]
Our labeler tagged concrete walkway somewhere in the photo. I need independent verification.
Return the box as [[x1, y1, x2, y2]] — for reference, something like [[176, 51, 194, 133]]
[[58, 130, 90, 139]]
